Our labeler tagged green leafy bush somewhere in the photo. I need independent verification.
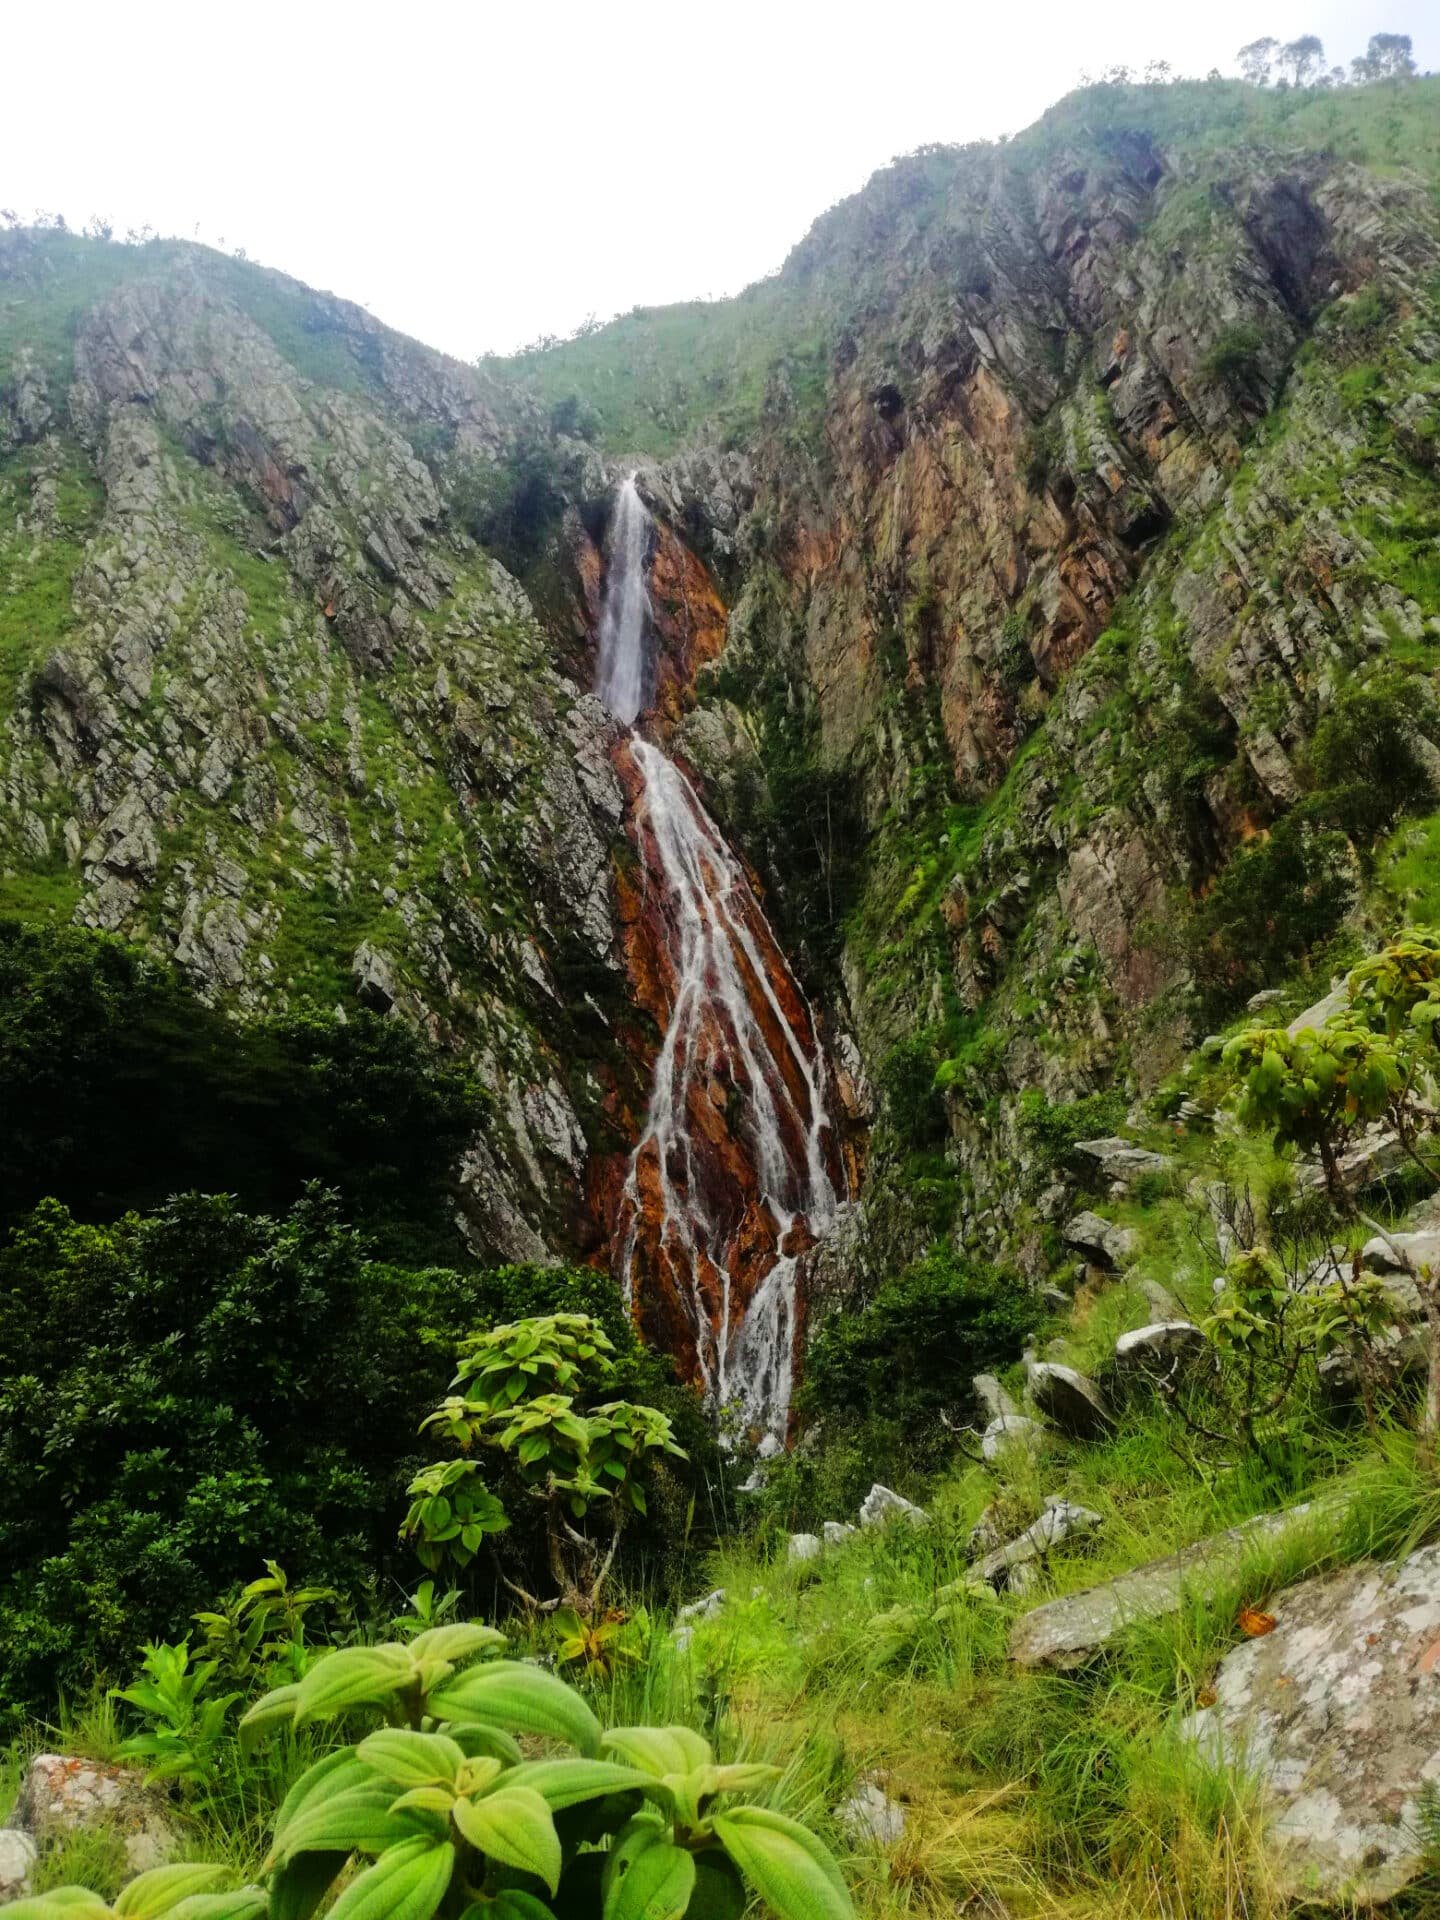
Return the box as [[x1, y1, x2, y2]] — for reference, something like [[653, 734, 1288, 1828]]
[[10, 1636, 854, 1920], [798, 1249, 1039, 1493], [876, 1032, 947, 1148], [404, 1316, 686, 1615], [0, 1188, 477, 1717], [1185, 816, 1355, 1016], [1305, 673, 1429, 846], [1016, 1089, 1128, 1176]]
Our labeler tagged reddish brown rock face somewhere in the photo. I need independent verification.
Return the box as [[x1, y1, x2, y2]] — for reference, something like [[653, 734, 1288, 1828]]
[[603, 730, 844, 1431]]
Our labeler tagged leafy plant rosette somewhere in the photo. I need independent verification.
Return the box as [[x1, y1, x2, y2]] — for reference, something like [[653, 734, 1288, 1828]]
[[11, 1631, 853, 1920]]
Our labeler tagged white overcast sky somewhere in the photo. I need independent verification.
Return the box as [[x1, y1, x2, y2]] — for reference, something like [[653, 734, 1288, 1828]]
[[4, 0, 1437, 360]]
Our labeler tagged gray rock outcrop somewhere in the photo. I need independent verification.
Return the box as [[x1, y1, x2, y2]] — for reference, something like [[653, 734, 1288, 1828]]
[[859, 1484, 928, 1529], [1009, 1500, 1332, 1669], [1180, 1544, 1440, 1903], [1062, 1212, 1138, 1269], [972, 1496, 1104, 1589], [9, 1755, 179, 1880]]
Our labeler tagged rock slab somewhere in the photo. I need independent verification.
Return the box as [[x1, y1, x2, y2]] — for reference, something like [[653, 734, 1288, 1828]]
[[1008, 1501, 1327, 1669], [1180, 1544, 1440, 1903]]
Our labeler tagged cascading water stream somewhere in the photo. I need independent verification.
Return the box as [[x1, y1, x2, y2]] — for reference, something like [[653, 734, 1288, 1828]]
[[594, 477, 841, 1444]]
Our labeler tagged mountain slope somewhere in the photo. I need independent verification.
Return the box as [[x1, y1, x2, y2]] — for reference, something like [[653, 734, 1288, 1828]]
[[2, 72, 1440, 1326]]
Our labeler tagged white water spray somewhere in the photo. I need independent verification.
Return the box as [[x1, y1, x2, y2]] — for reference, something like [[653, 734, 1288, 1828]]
[[594, 475, 652, 725], [593, 478, 840, 1443]]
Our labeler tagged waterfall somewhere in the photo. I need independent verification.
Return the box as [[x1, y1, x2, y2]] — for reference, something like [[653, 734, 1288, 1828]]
[[595, 475, 652, 725], [593, 477, 840, 1445]]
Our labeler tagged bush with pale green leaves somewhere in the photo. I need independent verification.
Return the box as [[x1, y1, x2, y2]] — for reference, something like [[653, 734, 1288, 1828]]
[[402, 1316, 687, 1617], [13, 1629, 852, 1920]]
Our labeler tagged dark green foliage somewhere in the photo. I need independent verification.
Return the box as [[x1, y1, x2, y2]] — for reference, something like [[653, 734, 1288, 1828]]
[[0, 919, 478, 1260], [1305, 672, 1429, 845], [795, 1249, 1040, 1501], [449, 444, 573, 571], [0, 1188, 477, 1717], [1201, 323, 1266, 390], [1016, 1089, 1128, 1176], [876, 1031, 948, 1148], [1186, 817, 1355, 1017]]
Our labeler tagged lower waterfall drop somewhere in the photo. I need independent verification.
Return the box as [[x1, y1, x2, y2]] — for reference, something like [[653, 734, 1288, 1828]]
[[594, 477, 841, 1445]]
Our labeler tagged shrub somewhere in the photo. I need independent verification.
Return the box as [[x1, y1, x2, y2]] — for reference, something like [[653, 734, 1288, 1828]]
[[0, 1187, 476, 1718], [1200, 322, 1266, 389], [800, 1249, 1040, 1476], [1016, 1089, 1128, 1176], [1305, 672, 1429, 845], [1185, 816, 1355, 1017], [876, 1032, 947, 1147]]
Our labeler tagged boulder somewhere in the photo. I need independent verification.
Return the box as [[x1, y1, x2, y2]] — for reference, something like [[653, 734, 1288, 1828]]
[[1139, 1277, 1186, 1320], [1295, 1126, 1405, 1196], [1027, 1362, 1114, 1440], [1113, 1321, 1208, 1381], [10, 1755, 179, 1878], [1062, 1211, 1138, 1269], [0, 1831, 37, 1902], [1180, 1544, 1440, 1903], [1362, 1230, 1440, 1280], [1318, 1324, 1430, 1403], [1009, 1500, 1332, 1669], [833, 1777, 905, 1846], [858, 1484, 928, 1529], [971, 1373, 1017, 1422], [972, 1496, 1103, 1589], [981, 1412, 1044, 1462], [822, 1520, 857, 1546], [675, 1588, 726, 1625], [786, 1532, 822, 1563], [1071, 1138, 1170, 1187]]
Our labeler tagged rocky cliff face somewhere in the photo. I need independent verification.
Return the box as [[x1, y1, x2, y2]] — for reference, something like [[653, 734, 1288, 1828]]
[[3, 74, 1440, 1348]]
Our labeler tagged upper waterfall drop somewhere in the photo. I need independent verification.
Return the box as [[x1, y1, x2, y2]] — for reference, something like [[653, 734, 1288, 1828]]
[[592, 478, 844, 1446], [594, 473, 652, 724]]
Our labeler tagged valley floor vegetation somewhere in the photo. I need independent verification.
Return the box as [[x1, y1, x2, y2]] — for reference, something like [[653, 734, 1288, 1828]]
[[8, 920, 1440, 1920]]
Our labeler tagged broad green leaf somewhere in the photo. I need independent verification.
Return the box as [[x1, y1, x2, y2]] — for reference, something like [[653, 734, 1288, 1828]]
[[115, 1866, 230, 1919], [452, 1786, 562, 1893], [708, 1764, 781, 1795], [603, 1831, 695, 1920], [408, 1624, 506, 1667], [328, 1839, 455, 1920], [389, 1787, 459, 1817], [294, 1644, 414, 1724], [476, 1895, 558, 1920], [270, 1750, 373, 1861], [268, 1851, 348, 1920], [356, 1729, 465, 1789], [239, 1682, 300, 1750], [165, 1893, 268, 1920], [687, 1851, 746, 1920], [273, 1782, 423, 1863], [430, 1661, 601, 1756], [712, 1808, 853, 1920], [451, 1722, 524, 1766], [601, 1728, 711, 1779], [504, 1759, 659, 1811], [1, 1895, 112, 1920]]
